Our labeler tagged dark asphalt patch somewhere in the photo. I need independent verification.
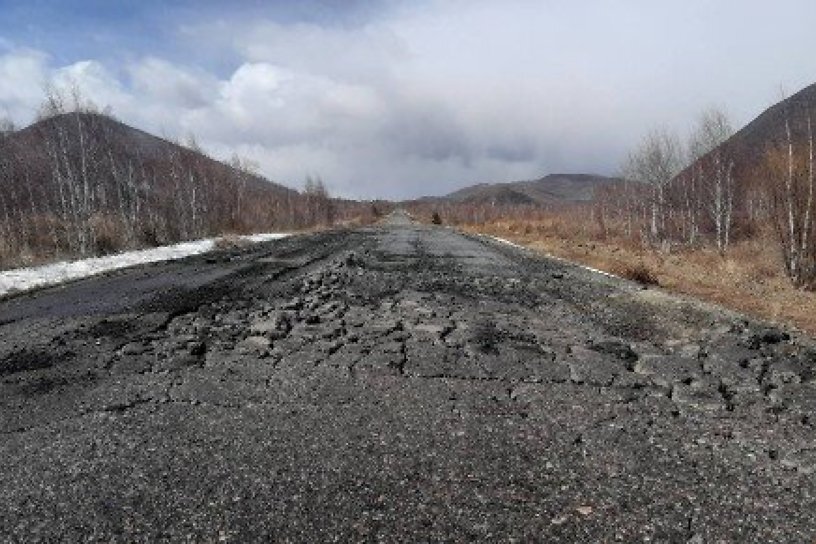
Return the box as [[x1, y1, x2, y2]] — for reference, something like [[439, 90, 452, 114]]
[[0, 348, 63, 376]]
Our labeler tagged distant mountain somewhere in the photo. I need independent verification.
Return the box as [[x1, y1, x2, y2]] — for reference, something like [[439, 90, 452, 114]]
[[434, 173, 623, 206]]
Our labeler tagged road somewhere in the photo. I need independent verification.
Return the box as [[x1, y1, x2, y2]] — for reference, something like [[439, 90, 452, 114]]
[[1, 215, 815, 542]]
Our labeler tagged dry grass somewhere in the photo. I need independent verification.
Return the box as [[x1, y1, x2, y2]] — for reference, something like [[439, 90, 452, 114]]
[[464, 220, 816, 336]]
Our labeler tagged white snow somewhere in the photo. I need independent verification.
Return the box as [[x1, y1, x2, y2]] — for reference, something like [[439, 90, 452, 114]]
[[0, 233, 290, 297], [487, 235, 620, 279], [241, 233, 292, 243]]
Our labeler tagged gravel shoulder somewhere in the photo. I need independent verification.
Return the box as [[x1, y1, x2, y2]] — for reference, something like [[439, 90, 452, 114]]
[[1, 219, 815, 542]]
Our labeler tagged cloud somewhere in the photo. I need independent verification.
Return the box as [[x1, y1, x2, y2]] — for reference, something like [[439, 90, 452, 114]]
[[233, 21, 407, 84], [129, 58, 217, 109], [0, 48, 49, 119], [52, 60, 132, 112], [2, 1, 816, 198]]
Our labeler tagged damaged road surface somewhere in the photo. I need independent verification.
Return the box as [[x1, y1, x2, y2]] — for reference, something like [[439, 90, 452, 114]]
[[2, 215, 816, 542]]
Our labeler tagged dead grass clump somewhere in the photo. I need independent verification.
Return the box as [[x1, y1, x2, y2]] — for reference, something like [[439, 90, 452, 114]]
[[0, 238, 14, 269], [90, 213, 128, 255], [616, 262, 660, 286]]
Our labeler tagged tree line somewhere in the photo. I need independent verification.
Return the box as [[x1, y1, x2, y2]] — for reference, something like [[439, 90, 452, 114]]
[[597, 104, 815, 287], [410, 103, 816, 290]]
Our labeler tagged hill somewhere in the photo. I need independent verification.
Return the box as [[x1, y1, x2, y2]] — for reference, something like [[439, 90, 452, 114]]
[[688, 83, 816, 183], [437, 173, 623, 206], [0, 112, 328, 266], [3, 111, 298, 201]]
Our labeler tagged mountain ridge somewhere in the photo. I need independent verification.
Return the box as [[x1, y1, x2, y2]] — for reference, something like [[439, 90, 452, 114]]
[[420, 173, 623, 206]]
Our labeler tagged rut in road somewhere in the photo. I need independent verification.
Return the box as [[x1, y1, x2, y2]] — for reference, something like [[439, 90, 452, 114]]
[[1, 221, 815, 542]]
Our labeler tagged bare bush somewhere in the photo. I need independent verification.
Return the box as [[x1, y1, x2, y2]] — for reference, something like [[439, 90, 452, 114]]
[[618, 262, 660, 286]]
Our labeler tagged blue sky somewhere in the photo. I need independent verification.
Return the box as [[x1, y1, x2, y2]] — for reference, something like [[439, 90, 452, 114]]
[[1, 1, 180, 62], [0, 1, 392, 69], [1, 0, 816, 198]]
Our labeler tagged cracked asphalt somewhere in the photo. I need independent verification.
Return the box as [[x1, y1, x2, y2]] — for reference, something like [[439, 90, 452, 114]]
[[1, 213, 816, 542]]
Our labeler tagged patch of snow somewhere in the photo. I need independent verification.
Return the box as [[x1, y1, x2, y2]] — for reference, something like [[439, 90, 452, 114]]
[[0, 233, 290, 297], [242, 233, 291, 243], [486, 235, 620, 279]]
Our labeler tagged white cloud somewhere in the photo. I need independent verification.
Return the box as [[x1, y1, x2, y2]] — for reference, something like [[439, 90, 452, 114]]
[[129, 57, 217, 108], [0, 48, 49, 120], [53, 60, 132, 113], [230, 21, 407, 84]]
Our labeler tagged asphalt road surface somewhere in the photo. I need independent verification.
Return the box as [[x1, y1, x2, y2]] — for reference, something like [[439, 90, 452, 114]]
[[1, 213, 815, 542]]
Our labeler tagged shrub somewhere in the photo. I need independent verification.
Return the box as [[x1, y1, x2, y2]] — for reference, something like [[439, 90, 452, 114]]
[[90, 214, 127, 255], [619, 262, 659, 286]]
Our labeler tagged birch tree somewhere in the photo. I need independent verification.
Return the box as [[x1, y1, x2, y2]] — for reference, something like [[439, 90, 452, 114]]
[[621, 128, 682, 245], [766, 110, 816, 286], [689, 108, 736, 253], [0, 116, 14, 135]]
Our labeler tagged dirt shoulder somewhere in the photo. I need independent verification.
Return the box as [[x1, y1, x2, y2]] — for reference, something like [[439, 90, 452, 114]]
[[461, 222, 816, 337]]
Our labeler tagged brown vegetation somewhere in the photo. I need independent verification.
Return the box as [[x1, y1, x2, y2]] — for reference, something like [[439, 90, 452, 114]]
[[617, 262, 659, 286], [0, 92, 380, 270], [458, 215, 816, 335]]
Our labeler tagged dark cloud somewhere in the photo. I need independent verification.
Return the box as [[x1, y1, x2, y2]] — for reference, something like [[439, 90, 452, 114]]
[[381, 105, 472, 163]]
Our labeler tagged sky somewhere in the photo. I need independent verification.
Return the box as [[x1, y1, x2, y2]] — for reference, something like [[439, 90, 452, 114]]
[[1, 0, 816, 199]]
